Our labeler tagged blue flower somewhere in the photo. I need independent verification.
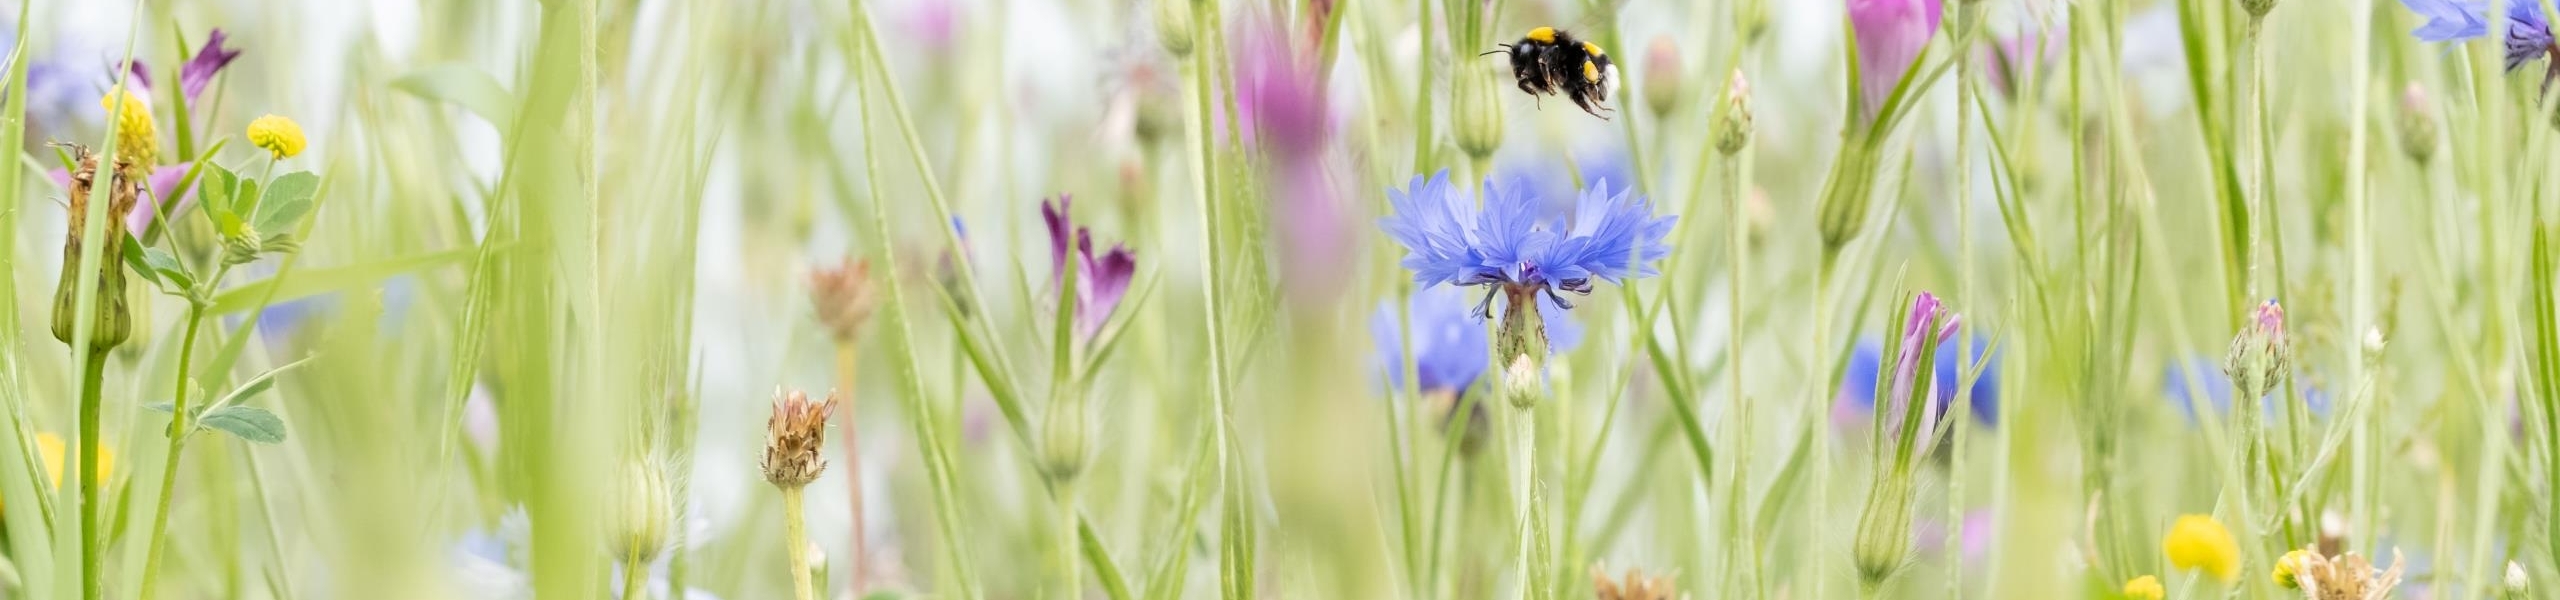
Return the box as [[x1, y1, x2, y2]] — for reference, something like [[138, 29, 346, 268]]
[[1379, 170, 1675, 314], [2396, 0, 2554, 71], [1836, 336, 2000, 427]]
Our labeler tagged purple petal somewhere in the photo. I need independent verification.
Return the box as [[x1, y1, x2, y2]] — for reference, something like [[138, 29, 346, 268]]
[[1082, 244, 1137, 336], [1848, 0, 1945, 122], [179, 29, 243, 103], [2401, 0, 2491, 40], [1042, 195, 1073, 276], [2507, 0, 2553, 71]]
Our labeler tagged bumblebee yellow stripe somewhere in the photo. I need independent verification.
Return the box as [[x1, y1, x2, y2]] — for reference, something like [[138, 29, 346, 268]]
[[1527, 27, 1557, 43], [1582, 42, 1603, 56], [1582, 60, 1599, 82]]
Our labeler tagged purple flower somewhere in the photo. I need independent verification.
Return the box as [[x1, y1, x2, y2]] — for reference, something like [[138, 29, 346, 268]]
[[2507, 0, 2554, 71], [178, 29, 242, 104], [1379, 171, 1675, 315], [1836, 336, 2000, 427], [1041, 195, 1137, 339], [1880, 291, 1960, 436], [1848, 0, 1944, 122], [2396, 0, 2554, 72], [1233, 18, 1328, 156]]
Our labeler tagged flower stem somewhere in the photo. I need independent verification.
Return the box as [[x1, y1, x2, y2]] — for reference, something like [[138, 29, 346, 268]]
[[1508, 403, 1536, 600], [833, 342, 867, 595], [1722, 143, 1759, 600], [622, 558, 648, 600], [782, 485, 814, 600], [79, 348, 106, 600], [138, 303, 209, 598]]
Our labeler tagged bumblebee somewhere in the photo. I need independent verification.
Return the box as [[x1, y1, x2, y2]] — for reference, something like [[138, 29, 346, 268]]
[[1484, 27, 1620, 119]]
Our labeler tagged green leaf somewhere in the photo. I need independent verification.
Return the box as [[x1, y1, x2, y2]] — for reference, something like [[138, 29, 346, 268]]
[[210, 356, 314, 413], [139, 247, 193, 291], [252, 172, 320, 234], [143, 403, 173, 414], [390, 64, 518, 131], [230, 175, 262, 225], [196, 406, 286, 444], [208, 247, 486, 314], [120, 235, 162, 287]]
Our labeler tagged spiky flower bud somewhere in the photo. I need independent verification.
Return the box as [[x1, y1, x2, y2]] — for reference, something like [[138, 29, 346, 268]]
[[612, 459, 677, 564], [807, 258, 881, 344], [2399, 82, 2439, 164], [51, 147, 138, 351], [1453, 63, 1507, 161], [1154, 0, 1194, 58], [1641, 37, 1686, 120], [2222, 299, 2289, 404], [1713, 69, 1754, 156], [761, 388, 839, 489]]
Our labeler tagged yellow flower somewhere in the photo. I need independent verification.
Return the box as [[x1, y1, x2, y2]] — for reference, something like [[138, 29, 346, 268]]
[[33, 432, 117, 489], [98, 89, 158, 168], [2163, 514, 2242, 582], [2122, 575, 2165, 600], [2273, 548, 2313, 588], [246, 114, 307, 159]]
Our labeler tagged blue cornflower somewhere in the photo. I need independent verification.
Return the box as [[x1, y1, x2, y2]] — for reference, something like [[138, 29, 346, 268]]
[[1370, 286, 1583, 399], [1378, 170, 1675, 319], [1837, 336, 2001, 427], [2397, 0, 2555, 72]]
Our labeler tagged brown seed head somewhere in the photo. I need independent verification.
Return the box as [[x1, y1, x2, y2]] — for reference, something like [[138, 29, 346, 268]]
[[1590, 562, 1678, 600], [761, 388, 839, 488], [2292, 546, 2405, 600], [51, 145, 139, 350], [807, 258, 880, 344]]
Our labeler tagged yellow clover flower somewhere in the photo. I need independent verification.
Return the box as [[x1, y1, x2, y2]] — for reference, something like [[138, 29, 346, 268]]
[[2273, 549, 2314, 588], [2162, 514, 2241, 583], [98, 89, 158, 168], [247, 114, 306, 159], [2122, 575, 2165, 600]]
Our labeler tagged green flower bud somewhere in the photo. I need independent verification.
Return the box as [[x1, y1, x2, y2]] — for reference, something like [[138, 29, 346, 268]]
[[1712, 69, 1754, 156], [1040, 388, 1092, 482], [1641, 37, 1686, 120], [1155, 0, 1194, 58], [1850, 470, 1917, 589], [2240, 0, 2277, 18], [2221, 300, 2289, 403], [222, 229, 266, 266], [1500, 354, 1540, 412], [2398, 81, 2439, 164], [51, 150, 138, 351], [1454, 63, 1507, 162], [612, 459, 677, 564]]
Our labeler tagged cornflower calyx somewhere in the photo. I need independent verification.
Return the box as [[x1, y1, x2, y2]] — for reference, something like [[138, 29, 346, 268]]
[[2223, 299, 2290, 403], [761, 388, 839, 488]]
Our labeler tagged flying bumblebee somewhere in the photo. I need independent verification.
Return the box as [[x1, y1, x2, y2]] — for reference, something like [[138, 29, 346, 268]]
[[1483, 26, 1619, 119]]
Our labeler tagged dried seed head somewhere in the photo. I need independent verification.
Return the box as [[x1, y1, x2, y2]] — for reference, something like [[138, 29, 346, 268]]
[[2291, 547, 2404, 600], [807, 258, 881, 344], [51, 146, 139, 350], [761, 388, 839, 488], [1589, 562, 1677, 600]]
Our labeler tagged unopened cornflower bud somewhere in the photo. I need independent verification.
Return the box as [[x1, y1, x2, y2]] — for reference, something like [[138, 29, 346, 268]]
[[51, 148, 138, 351], [807, 258, 881, 344], [1453, 63, 1506, 161], [1641, 37, 1686, 119], [1154, 0, 1194, 57], [1713, 69, 1754, 156], [2399, 82, 2439, 164], [1501, 354, 1540, 411], [2222, 299, 2289, 404], [613, 459, 677, 564], [761, 388, 839, 489], [2122, 575, 2164, 600]]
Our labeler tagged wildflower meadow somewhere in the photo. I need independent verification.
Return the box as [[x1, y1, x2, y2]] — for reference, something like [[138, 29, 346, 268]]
[[2, 0, 2556, 598]]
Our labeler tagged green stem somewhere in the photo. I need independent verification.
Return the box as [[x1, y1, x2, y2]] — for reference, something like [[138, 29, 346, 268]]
[[79, 349, 106, 600], [782, 486, 814, 600], [622, 558, 647, 600], [1058, 477, 1084, 598], [137, 303, 209, 598], [1508, 404, 1536, 600], [1722, 148, 1757, 600]]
